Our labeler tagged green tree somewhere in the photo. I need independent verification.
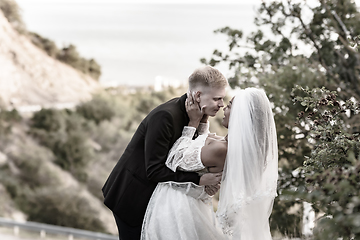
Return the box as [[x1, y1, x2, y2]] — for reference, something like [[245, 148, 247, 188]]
[[202, 0, 360, 237], [293, 86, 360, 239]]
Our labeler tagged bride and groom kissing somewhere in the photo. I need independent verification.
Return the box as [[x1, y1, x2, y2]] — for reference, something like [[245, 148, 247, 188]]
[[102, 66, 278, 240]]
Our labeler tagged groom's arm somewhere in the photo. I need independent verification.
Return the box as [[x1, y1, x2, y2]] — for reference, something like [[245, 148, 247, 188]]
[[144, 110, 201, 184]]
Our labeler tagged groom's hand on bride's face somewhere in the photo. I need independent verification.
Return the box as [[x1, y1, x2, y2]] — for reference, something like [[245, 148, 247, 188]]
[[186, 95, 204, 127], [199, 172, 222, 186]]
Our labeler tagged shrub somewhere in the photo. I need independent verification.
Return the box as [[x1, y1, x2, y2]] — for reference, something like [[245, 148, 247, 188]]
[[29, 32, 58, 57], [76, 96, 116, 124], [0, 172, 23, 200], [135, 94, 162, 115], [0, 109, 21, 122], [31, 108, 67, 132], [293, 86, 360, 239], [56, 44, 80, 68], [53, 131, 94, 182], [0, 109, 21, 135], [87, 59, 102, 80], [5, 138, 60, 188], [56, 44, 101, 80], [0, 138, 61, 206], [20, 188, 105, 232], [64, 111, 87, 133], [30, 108, 94, 181], [0, 0, 25, 33], [92, 119, 121, 152]]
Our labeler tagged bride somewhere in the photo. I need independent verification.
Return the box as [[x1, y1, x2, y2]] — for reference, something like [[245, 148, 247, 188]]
[[141, 88, 278, 240]]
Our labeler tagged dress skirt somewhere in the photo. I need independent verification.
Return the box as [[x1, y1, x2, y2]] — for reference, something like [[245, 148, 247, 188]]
[[141, 181, 227, 240]]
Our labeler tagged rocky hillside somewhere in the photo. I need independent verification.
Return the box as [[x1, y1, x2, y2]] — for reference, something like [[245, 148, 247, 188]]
[[0, 121, 118, 234], [0, 10, 101, 109], [0, 7, 117, 235]]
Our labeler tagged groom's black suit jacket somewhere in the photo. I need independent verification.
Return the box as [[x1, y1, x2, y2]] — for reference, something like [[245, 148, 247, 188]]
[[102, 93, 200, 227]]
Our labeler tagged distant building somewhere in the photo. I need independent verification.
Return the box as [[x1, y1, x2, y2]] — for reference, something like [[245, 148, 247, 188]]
[[154, 76, 186, 92]]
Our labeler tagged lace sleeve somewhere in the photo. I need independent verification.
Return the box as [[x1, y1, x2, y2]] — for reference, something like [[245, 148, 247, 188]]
[[166, 127, 207, 172]]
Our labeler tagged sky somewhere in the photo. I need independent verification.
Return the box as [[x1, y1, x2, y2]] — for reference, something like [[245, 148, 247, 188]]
[[15, 0, 259, 86], [13, 0, 360, 87]]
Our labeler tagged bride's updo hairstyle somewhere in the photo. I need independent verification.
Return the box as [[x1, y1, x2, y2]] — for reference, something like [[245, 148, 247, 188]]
[[217, 88, 278, 239], [188, 65, 227, 91]]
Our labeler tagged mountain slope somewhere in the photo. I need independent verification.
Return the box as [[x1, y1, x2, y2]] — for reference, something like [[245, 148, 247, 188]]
[[0, 123, 117, 234], [0, 8, 117, 234], [0, 10, 100, 109]]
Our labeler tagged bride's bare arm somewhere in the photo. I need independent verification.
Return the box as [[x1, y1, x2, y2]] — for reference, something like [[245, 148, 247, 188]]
[[207, 133, 225, 140], [185, 95, 226, 173], [200, 142, 227, 173]]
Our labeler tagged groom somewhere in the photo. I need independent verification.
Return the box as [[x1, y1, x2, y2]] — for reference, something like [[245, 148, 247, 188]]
[[102, 66, 228, 240]]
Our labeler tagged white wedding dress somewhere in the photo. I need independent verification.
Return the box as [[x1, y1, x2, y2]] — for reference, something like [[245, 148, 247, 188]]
[[141, 123, 227, 240]]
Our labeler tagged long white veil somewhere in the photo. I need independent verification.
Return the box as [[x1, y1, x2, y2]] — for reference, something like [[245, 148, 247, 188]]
[[216, 88, 278, 239]]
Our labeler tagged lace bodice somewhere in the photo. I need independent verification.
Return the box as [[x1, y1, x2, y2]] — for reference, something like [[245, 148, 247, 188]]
[[166, 122, 209, 174]]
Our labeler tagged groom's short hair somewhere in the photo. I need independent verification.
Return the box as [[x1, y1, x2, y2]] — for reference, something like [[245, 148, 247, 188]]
[[188, 66, 227, 90]]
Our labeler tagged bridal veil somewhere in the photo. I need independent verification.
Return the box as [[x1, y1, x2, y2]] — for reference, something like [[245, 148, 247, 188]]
[[216, 88, 278, 239]]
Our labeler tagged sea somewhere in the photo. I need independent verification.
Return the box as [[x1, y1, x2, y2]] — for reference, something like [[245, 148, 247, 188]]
[[16, 1, 259, 87]]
